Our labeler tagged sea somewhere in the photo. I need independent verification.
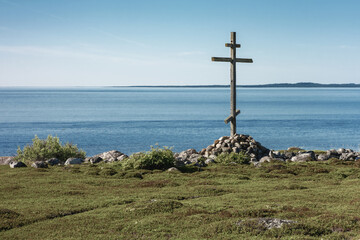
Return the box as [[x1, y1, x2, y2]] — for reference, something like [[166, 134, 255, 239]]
[[0, 87, 359, 156]]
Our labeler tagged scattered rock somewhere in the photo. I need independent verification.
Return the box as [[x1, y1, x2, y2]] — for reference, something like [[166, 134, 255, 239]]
[[64, 158, 84, 165], [259, 156, 272, 163], [188, 154, 203, 164], [236, 218, 297, 230], [31, 161, 48, 168], [327, 149, 339, 157], [205, 158, 215, 165], [0, 157, 14, 165], [117, 155, 128, 161], [340, 152, 356, 161], [291, 152, 315, 162], [9, 161, 27, 168], [167, 167, 179, 172], [95, 150, 127, 163], [259, 155, 285, 163], [337, 148, 346, 154], [317, 154, 329, 161], [283, 151, 295, 159], [175, 149, 199, 166], [46, 158, 60, 166], [85, 156, 103, 164], [177, 149, 197, 161]]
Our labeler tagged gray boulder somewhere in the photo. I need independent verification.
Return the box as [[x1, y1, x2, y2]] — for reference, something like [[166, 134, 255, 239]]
[[188, 153, 203, 163], [291, 152, 315, 162], [46, 158, 60, 166], [340, 152, 356, 161], [178, 149, 198, 161], [208, 154, 217, 160], [97, 150, 127, 163], [269, 151, 286, 160], [9, 161, 27, 168], [174, 158, 185, 167], [0, 157, 14, 165], [317, 154, 329, 161], [167, 167, 180, 172], [85, 156, 103, 164], [259, 156, 284, 163], [259, 156, 272, 163], [117, 155, 128, 161], [283, 151, 295, 160], [31, 161, 48, 168], [205, 158, 215, 165], [337, 148, 346, 154], [327, 149, 339, 157], [65, 158, 84, 165]]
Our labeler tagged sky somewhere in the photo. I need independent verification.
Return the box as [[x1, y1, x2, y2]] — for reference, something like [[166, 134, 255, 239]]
[[0, 0, 359, 86]]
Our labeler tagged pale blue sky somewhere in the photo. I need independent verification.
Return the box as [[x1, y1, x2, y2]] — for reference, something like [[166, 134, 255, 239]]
[[0, 0, 359, 86]]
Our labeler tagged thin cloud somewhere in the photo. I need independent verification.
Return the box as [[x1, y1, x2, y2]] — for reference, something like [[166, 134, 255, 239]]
[[0, 0, 146, 47], [339, 45, 358, 50], [177, 51, 205, 56], [0, 45, 156, 65], [86, 27, 147, 48]]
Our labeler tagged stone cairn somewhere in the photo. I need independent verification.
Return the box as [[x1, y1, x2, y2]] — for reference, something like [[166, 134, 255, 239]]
[[174, 134, 270, 167]]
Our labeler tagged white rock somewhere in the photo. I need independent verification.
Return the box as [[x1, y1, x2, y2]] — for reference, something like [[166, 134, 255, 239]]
[[65, 158, 84, 165], [167, 167, 180, 172], [9, 161, 27, 168], [31, 161, 48, 168], [205, 159, 215, 164], [46, 158, 60, 166]]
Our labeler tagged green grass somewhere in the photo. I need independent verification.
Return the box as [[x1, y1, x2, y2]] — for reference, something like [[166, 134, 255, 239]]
[[1, 161, 360, 239]]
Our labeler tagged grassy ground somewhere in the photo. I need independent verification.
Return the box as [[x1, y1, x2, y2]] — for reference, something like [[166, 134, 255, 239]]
[[1, 160, 360, 239]]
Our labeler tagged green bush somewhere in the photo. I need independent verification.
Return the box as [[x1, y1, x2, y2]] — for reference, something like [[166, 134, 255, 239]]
[[122, 145, 175, 170], [216, 152, 250, 165], [100, 167, 117, 176], [15, 135, 86, 162]]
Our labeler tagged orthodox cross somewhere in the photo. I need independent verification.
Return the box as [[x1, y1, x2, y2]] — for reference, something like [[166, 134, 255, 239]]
[[212, 32, 253, 137]]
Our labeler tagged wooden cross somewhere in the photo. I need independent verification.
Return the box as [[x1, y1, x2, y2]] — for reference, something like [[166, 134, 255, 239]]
[[212, 32, 253, 137]]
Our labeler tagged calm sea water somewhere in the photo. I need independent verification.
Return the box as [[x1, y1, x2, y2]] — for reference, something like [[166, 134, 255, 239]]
[[0, 87, 359, 156]]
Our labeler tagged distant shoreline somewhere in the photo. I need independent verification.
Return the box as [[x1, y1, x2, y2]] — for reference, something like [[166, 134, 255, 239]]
[[120, 82, 360, 88]]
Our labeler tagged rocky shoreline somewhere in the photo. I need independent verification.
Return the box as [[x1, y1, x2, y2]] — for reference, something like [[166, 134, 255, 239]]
[[2, 134, 360, 168]]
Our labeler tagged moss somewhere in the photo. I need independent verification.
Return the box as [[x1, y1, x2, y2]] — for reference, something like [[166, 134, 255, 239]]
[[99, 168, 117, 176]]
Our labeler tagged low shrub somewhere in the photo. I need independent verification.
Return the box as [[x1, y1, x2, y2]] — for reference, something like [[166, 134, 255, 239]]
[[15, 135, 86, 163], [122, 145, 175, 170], [100, 167, 117, 176], [216, 152, 250, 165]]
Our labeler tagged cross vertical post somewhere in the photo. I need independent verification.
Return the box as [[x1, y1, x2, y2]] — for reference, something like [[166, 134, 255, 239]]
[[212, 32, 253, 137], [230, 32, 237, 137]]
